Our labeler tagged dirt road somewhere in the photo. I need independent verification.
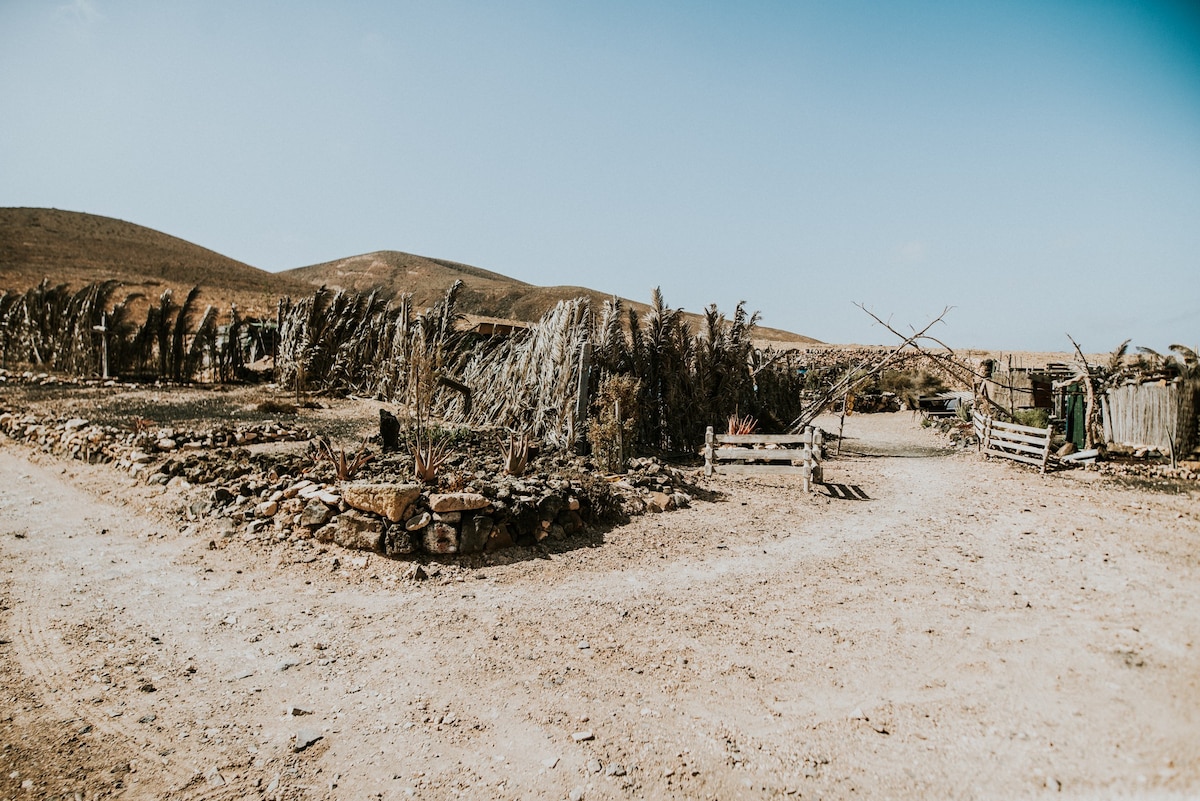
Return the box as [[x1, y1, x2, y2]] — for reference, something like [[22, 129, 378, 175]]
[[1, 413, 1197, 800]]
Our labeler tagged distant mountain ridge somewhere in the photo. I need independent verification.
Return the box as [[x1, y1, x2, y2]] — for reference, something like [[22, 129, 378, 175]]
[[0, 207, 819, 344]]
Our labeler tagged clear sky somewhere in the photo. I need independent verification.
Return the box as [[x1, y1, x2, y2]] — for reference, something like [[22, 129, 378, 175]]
[[2, 1, 1198, 351]]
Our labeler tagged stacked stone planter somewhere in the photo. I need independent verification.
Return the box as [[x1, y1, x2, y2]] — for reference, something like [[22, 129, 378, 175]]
[[1, 405, 702, 560], [240, 481, 592, 557]]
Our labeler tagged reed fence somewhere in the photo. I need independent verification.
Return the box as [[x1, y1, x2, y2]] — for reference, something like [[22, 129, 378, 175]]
[[1102, 380, 1200, 457]]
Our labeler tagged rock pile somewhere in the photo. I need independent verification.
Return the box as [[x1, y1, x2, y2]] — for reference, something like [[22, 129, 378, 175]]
[[0, 368, 101, 387], [0, 411, 311, 470], [0, 406, 703, 558], [207, 462, 696, 557]]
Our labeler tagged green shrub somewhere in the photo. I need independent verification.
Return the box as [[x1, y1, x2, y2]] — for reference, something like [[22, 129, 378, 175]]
[[587, 374, 641, 473], [1013, 408, 1050, 429], [879, 369, 946, 409]]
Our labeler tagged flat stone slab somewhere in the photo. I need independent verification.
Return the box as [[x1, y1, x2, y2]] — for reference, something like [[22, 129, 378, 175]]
[[429, 492, 490, 513], [343, 483, 420, 522]]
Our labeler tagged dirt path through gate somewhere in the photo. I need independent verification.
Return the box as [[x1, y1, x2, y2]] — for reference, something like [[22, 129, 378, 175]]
[[1, 412, 1197, 800]]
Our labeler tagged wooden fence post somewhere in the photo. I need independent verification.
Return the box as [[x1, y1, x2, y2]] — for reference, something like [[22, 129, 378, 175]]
[[1040, 423, 1054, 475], [704, 426, 715, 477], [573, 342, 592, 450]]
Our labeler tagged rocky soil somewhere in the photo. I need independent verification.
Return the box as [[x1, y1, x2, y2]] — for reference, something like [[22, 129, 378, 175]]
[[0, 393, 1197, 800]]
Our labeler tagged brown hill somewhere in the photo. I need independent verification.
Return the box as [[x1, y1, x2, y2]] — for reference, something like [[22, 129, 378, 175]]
[[1, 208, 820, 345], [284, 252, 820, 346], [0, 207, 312, 317]]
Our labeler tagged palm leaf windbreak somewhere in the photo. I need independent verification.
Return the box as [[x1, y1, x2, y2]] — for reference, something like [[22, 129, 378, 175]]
[[275, 284, 805, 454], [2, 276, 806, 457], [0, 281, 270, 381]]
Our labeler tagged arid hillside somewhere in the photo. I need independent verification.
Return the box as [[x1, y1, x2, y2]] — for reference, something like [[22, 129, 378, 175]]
[[285, 251, 820, 346], [1, 207, 819, 344], [0, 207, 313, 317]]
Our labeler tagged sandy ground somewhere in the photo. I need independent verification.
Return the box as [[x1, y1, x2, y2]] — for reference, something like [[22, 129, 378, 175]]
[[0, 412, 1197, 801]]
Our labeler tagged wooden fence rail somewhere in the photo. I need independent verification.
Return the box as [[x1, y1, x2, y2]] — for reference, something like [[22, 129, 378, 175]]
[[704, 426, 825, 491], [973, 411, 1054, 474]]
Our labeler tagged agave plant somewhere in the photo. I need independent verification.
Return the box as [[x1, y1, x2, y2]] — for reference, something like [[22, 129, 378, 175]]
[[727, 413, 757, 435], [412, 429, 452, 484], [501, 431, 531, 476], [312, 436, 375, 481]]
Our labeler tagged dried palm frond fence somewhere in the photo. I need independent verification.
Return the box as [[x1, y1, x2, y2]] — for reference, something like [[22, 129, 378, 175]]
[[1102, 380, 1200, 462], [0, 280, 269, 382], [275, 284, 809, 454], [273, 282, 593, 448], [589, 290, 806, 452]]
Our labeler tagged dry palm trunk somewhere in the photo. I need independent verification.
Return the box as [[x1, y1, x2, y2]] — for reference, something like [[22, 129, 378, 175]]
[[1068, 334, 1103, 450]]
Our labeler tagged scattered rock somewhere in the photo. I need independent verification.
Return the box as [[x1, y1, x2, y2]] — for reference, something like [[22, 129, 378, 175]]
[[405, 511, 432, 531], [300, 500, 333, 527], [647, 492, 673, 513], [293, 729, 323, 752]]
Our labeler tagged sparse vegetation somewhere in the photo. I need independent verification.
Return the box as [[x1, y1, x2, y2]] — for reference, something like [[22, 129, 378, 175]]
[[1013, 408, 1050, 429], [879, 369, 947, 410], [727, 414, 757, 435]]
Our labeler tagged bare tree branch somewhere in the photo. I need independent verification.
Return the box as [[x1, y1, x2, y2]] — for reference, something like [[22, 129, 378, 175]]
[[786, 305, 953, 431]]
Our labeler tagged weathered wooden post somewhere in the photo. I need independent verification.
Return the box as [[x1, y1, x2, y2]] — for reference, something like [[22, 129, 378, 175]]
[[1040, 422, 1054, 475], [704, 426, 715, 477], [615, 399, 623, 469], [573, 342, 592, 451], [800, 425, 816, 492], [91, 311, 109, 379]]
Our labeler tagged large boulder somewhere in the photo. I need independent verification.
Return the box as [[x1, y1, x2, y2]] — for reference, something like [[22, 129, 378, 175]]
[[331, 511, 385, 552], [342, 483, 421, 523]]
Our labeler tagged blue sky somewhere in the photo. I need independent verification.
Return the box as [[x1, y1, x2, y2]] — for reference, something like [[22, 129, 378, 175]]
[[2, 1, 1198, 351]]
